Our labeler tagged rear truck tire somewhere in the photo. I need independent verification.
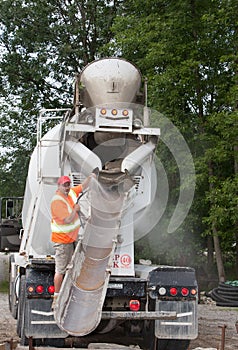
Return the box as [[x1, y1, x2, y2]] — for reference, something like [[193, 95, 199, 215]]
[[20, 296, 29, 345], [144, 320, 190, 350], [16, 275, 24, 336], [8, 254, 18, 319], [17, 275, 29, 346], [96, 320, 123, 334], [155, 339, 190, 350]]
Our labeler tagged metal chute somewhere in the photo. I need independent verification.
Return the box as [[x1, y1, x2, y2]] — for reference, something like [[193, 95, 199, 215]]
[[54, 170, 135, 335]]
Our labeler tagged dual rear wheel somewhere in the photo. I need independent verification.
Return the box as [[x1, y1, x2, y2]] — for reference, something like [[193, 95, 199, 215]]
[[143, 320, 190, 350], [155, 338, 190, 350]]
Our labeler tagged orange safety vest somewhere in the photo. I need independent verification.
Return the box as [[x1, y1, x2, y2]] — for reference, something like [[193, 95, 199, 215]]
[[51, 185, 82, 244]]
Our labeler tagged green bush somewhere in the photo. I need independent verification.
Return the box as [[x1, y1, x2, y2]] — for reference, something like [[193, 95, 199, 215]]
[[0, 280, 9, 293]]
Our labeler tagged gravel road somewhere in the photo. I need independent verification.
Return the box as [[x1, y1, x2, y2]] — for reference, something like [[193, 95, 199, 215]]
[[0, 292, 237, 349], [0, 293, 18, 344]]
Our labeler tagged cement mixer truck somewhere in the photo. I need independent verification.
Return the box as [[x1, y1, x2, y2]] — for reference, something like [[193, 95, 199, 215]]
[[4, 58, 198, 350]]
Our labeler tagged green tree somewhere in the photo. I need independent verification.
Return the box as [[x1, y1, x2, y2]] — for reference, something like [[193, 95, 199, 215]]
[[0, 0, 122, 195], [111, 0, 238, 280]]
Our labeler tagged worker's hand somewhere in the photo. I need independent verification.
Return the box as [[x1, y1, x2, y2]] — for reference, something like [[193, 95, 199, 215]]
[[82, 173, 97, 190], [73, 203, 80, 212]]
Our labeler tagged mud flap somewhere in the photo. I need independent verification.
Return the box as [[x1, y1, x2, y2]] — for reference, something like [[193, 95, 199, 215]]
[[155, 300, 198, 340]]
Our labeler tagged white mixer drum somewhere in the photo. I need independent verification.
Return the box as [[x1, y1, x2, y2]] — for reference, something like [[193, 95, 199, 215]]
[[80, 58, 142, 107]]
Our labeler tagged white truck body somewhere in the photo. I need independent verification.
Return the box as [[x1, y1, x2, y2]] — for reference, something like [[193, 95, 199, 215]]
[[3, 58, 198, 350]]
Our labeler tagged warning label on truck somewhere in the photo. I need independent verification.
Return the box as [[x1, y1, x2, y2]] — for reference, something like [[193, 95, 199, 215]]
[[112, 252, 134, 275]]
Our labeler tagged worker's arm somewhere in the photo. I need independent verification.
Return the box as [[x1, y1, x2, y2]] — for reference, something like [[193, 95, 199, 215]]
[[81, 173, 96, 191], [63, 204, 80, 224], [64, 173, 97, 224]]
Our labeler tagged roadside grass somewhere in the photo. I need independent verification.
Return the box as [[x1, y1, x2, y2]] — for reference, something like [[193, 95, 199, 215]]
[[218, 307, 238, 311], [0, 280, 9, 293]]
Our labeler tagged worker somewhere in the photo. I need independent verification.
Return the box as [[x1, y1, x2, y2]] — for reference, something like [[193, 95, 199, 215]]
[[50, 174, 95, 309]]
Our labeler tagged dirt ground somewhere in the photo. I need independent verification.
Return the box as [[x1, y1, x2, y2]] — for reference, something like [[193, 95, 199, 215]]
[[0, 292, 237, 349]]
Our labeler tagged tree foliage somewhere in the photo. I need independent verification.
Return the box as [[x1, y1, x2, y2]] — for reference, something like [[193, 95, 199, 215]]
[[0, 0, 122, 193], [111, 0, 238, 278]]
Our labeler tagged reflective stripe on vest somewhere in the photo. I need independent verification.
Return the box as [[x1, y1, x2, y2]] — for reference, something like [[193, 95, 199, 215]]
[[51, 219, 81, 233], [51, 191, 80, 234], [69, 189, 78, 203]]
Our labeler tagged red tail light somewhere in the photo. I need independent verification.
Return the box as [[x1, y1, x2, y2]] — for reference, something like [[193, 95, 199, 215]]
[[48, 285, 55, 294], [35, 285, 44, 294], [181, 287, 189, 296], [129, 299, 140, 311], [169, 287, 178, 296]]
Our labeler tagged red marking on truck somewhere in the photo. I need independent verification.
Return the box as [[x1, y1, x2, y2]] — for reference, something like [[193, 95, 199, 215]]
[[113, 261, 119, 268], [120, 254, 132, 267]]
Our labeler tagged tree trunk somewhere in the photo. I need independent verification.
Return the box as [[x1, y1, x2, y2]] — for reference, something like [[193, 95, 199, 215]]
[[235, 230, 238, 278], [208, 160, 226, 282], [213, 226, 226, 282], [234, 144, 238, 277]]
